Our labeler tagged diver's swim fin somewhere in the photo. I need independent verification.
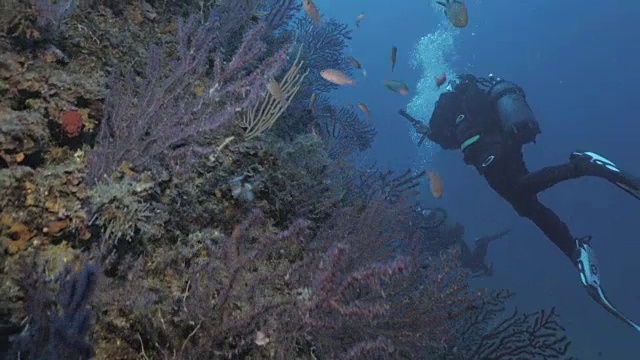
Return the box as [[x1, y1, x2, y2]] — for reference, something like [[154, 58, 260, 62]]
[[587, 280, 640, 332], [575, 236, 640, 332], [570, 151, 640, 200], [612, 173, 640, 200]]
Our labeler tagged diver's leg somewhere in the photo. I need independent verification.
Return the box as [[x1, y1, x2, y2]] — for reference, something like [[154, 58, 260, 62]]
[[516, 162, 583, 194], [513, 198, 576, 261], [517, 151, 640, 198], [516, 198, 640, 332]]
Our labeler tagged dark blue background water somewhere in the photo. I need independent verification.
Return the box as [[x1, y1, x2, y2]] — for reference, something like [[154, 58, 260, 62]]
[[319, 0, 640, 358]]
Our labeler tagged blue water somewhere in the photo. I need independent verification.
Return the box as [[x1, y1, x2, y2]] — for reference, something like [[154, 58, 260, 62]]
[[318, 0, 640, 358]]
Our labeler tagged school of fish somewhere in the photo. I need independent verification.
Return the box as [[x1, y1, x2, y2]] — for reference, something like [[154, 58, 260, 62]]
[[302, 0, 470, 198]]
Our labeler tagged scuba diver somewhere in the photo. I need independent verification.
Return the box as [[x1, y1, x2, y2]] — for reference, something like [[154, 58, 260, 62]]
[[399, 73, 640, 332], [463, 228, 511, 278], [415, 206, 508, 277]]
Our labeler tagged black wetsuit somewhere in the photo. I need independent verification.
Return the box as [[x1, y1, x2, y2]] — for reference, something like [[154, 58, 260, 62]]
[[481, 140, 586, 261], [402, 76, 640, 331], [403, 97, 588, 262], [400, 84, 636, 264]]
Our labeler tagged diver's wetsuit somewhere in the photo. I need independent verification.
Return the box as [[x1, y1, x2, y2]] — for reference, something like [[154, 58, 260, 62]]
[[401, 97, 640, 263], [398, 74, 640, 332], [461, 129, 640, 262], [482, 140, 582, 261]]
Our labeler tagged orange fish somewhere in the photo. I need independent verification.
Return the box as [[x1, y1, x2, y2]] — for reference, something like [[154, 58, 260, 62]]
[[390, 46, 397, 72], [427, 171, 443, 199], [303, 0, 321, 24], [346, 56, 361, 69], [434, 72, 447, 88], [320, 69, 356, 86], [355, 12, 365, 27], [357, 103, 370, 120], [437, 0, 468, 28]]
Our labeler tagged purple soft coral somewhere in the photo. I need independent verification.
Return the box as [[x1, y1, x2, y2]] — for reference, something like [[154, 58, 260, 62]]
[[87, 10, 290, 183]]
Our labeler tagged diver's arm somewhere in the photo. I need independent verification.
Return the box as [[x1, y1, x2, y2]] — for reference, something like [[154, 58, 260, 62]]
[[398, 109, 429, 130], [398, 109, 432, 145]]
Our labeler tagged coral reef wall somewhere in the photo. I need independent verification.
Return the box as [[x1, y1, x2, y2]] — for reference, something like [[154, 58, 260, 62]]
[[0, 1, 575, 359]]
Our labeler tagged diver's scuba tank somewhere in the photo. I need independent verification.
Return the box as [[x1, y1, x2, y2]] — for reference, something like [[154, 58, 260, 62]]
[[487, 79, 541, 146]]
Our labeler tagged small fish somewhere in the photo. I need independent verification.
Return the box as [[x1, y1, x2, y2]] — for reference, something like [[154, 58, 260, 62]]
[[384, 80, 409, 95], [303, 0, 321, 24], [358, 103, 371, 120], [266, 78, 284, 103], [320, 69, 356, 86], [390, 46, 397, 72], [355, 12, 366, 27], [436, 0, 468, 28], [309, 92, 318, 114], [346, 56, 361, 69], [427, 171, 443, 199], [434, 72, 447, 88]]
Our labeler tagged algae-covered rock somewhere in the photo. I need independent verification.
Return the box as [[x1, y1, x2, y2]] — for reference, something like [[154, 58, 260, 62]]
[[0, 106, 50, 164], [0, 166, 35, 210], [0, 160, 90, 255]]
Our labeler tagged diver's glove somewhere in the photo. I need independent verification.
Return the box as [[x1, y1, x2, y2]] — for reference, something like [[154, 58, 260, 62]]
[[575, 235, 640, 332]]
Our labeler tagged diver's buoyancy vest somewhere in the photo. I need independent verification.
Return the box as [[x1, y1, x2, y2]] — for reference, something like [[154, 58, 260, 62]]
[[428, 75, 541, 154]]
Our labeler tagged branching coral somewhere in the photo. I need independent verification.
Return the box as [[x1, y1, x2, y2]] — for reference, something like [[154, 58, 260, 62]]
[[87, 10, 291, 183], [93, 209, 312, 359], [313, 95, 377, 159], [440, 289, 574, 360], [341, 163, 426, 206], [292, 16, 352, 98], [238, 45, 308, 140], [261, 0, 301, 31], [10, 262, 97, 360], [262, 133, 337, 221], [88, 176, 166, 272], [1, 0, 75, 48], [33, 0, 77, 40]]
